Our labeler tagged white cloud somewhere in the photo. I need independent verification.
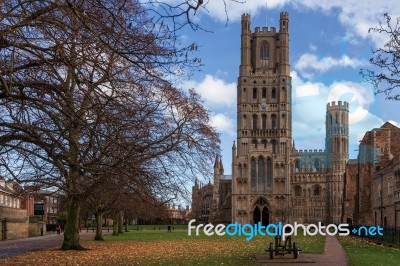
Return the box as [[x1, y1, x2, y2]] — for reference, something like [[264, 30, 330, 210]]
[[294, 53, 366, 77], [292, 71, 384, 158], [165, 0, 399, 47], [295, 83, 321, 97], [210, 113, 234, 135], [184, 74, 236, 107]]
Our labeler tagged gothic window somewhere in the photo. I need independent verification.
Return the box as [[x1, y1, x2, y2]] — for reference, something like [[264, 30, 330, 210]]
[[335, 113, 338, 124], [238, 164, 242, 178], [262, 139, 267, 148], [262, 114, 267, 129], [313, 159, 320, 172], [272, 88, 276, 99], [258, 157, 265, 192], [266, 157, 273, 189], [295, 160, 301, 172], [294, 185, 302, 197], [253, 114, 258, 130], [255, 198, 267, 206], [262, 88, 267, 98], [202, 195, 212, 216], [251, 158, 256, 192], [271, 139, 277, 154], [253, 88, 257, 99], [271, 114, 277, 129], [313, 185, 321, 196], [260, 42, 268, 59], [252, 139, 258, 148]]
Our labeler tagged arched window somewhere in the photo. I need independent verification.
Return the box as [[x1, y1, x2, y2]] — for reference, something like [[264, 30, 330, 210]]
[[258, 157, 265, 192], [262, 114, 267, 129], [251, 158, 256, 192], [313, 159, 320, 172], [238, 164, 242, 178], [253, 88, 257, 99], [253, 114, 258, 130], [271, 139, 277, 154], [266, 157, 273, 189], [294, 185, 302, 197], [271, 114, 277, 129], [202, 196, 212, 216], [262, 88, 267, 98], [252, 139, 257, 148], [295, 160, 301, 173], [313, 185, 321, 196], [272, 88, 276, 99], [335, 113, 338, 124], [260, 42, 268, 59]]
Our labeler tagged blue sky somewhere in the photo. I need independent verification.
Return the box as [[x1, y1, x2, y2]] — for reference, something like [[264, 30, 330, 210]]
[[175, 0, 400, 178]]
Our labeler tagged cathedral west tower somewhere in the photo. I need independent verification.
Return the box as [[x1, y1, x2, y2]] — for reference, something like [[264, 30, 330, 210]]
[[232, 12, 292, 225]]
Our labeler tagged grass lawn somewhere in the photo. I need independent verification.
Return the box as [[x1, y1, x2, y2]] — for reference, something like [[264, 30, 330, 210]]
[[1, 229, 325, 265], [340, 237, 400, 266]]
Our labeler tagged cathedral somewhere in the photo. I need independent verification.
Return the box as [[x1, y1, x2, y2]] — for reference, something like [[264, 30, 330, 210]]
[[192, 12, 349, 225]]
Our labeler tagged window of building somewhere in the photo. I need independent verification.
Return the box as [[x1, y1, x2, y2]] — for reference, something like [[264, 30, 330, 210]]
[[271, 114, 277, 129], [295, 160, 301, 172], [262, 88, 267, 98], [262, 114, 267, 129], [202, 196, 212, 216], [253, 88, 257, 99], [253, 114, 258, 130], [313, 185, 321, 196], [260, 42, 268, 59], [258, 157, 265, 192], [294, 185, 302, 197], [266, 158, 273, 189], [271, 139, 277, 154], [272, 88, 276, 99], [251, 158, 256, 192], [313, 159, 320, 172]]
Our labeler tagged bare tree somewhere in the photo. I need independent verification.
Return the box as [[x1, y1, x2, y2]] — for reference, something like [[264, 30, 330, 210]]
[[361, 13, 400, 100], [0, 0, 219, 250]]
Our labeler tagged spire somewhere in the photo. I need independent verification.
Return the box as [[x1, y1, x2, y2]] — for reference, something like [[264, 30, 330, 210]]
[[219, 157, 224, 175], [214, 155, 220, 169], [292, 140, 296, 150]]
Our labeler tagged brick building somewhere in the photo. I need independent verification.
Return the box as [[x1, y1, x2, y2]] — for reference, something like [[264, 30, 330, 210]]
[[371, 154, 400, 228], [348, 122, 400, 226]]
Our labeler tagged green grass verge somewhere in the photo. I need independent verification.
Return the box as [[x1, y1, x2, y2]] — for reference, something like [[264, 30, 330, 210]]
[[340, 236, 400, 266]]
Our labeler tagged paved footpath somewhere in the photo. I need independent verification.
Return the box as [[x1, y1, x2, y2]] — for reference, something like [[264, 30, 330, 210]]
[[0, 231, 107, 258], [256, 236, 351, 266]]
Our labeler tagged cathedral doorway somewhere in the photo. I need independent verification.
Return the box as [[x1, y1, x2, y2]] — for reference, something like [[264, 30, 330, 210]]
[[253, 207, 261, 224], [262, 207, 269, 226]]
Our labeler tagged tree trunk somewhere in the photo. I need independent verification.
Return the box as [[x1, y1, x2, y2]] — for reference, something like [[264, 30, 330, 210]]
[[118, 210, 123, 234], [112, 211, 119, 236], [124, 216, 129, 232], [61, 194, 86, 250], [94, 211, 104, 241]]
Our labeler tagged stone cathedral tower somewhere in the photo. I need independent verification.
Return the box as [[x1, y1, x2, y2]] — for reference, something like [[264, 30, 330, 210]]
[[232, 12, 292, 225], [325, 102, 349, 223], [196, 11, 350, 226]]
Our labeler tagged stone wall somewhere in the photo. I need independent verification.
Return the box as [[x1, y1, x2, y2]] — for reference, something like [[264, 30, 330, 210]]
[[343, 159, 358, 224], [0, 207, 29, 240]]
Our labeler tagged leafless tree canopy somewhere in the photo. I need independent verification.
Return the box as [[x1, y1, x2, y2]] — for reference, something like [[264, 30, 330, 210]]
[[0, 0, 220, 249], [361, 13, 400, 101]]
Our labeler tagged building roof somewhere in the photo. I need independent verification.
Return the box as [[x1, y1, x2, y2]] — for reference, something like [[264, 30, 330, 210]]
[[220, 175, 232, 180]]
